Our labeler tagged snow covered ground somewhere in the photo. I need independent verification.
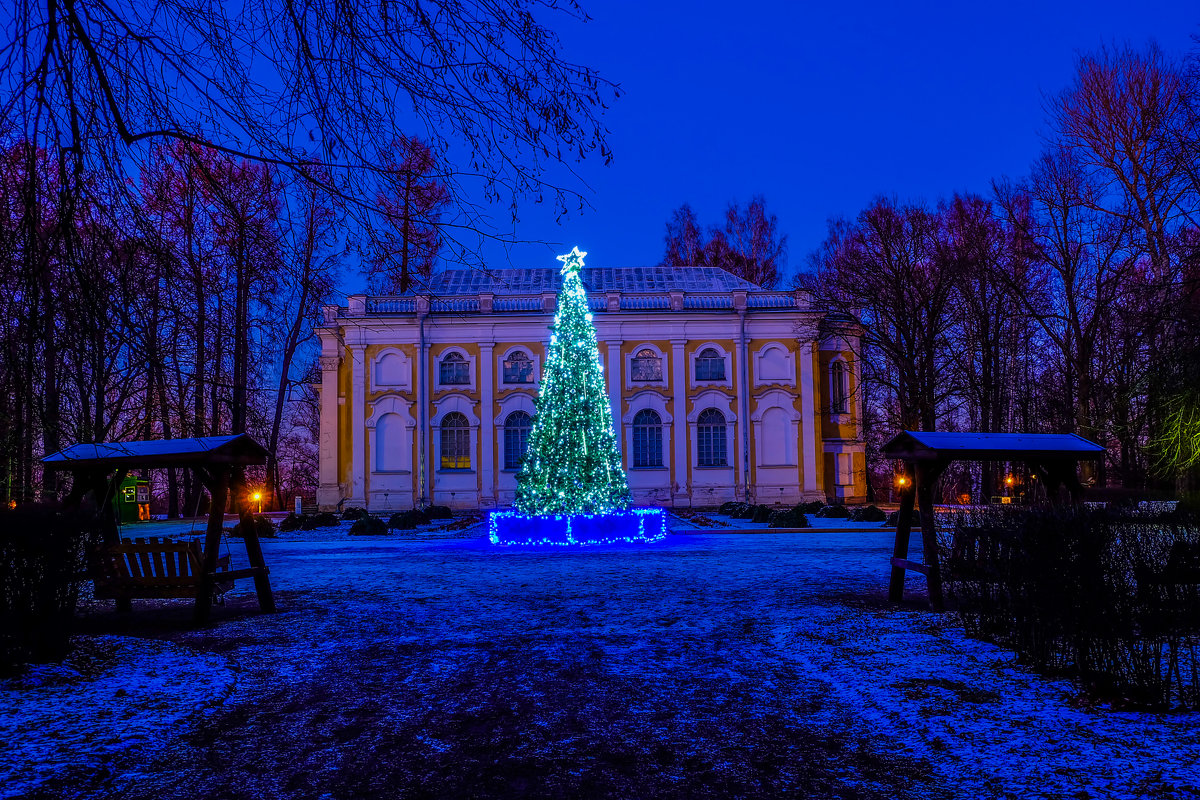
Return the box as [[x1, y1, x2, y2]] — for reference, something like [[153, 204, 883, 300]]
[[3, 518, 1198, 798]]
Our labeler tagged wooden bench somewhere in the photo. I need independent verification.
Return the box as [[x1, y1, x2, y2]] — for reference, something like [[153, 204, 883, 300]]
[[92, 536, 235, 603]]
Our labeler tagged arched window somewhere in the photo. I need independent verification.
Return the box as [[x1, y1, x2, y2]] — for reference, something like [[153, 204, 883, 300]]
[[631, 348, 662, 382], [632, 409, 663, 468], [439, 351, 470, 385], [697, 408, 727, 467], [695, 348, 726, 381], [503, 410, 532, 469], [440, 412, 471, 469], [502, 350, 534, 384], [830, 361, 849, 414]]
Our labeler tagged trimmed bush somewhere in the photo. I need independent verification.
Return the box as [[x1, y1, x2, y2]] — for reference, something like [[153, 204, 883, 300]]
[[717, 501, 740, 515], [816, 504, 851, 519], [278, 512, 305, 532], [232, 514, 277, 538], [341, 507, 369, 521], [388, 509, 430, 530], [1, 504, 102, 672], [729, 503, 755, 520], [424, 505, 454, 521], [797, 500, 825, 514], [850, 505, 887, 523], [751, 504, 773, 523], [349, 516, 388, 536], [306, 512, 340, 529], [768, 508, 810, 528]]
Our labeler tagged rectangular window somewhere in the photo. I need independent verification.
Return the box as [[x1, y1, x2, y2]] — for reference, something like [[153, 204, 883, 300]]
[[633, 426, 663, 467], [504, 425, 530, 469], [439, 359, 470, 385], [697, 427, 727, 467], [502, 358, 534, 384], [837, 453, 853, 486], [631, 353, 663, 382], [695, 356, 725, 381], [440, 429, 471, 469]]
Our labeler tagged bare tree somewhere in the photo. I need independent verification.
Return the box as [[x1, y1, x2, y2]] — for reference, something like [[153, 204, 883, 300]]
[[0, 0, 617, 264], [661, 203, 704, 267], [805, 197, 960, 431]]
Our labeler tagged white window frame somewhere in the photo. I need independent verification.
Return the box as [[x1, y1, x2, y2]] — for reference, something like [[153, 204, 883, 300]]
[[622, 391, 673, 472], [687, 390, 738, 472], [829, 357, 851, 419], [753, 343, 796, 388], [370, 347, 412, 392], [432, 394, 480, 473], [497, 345, 541, 387], [365, 395, 417, 474], [435, 346, 476, 391], [624, 342, 668, 390], [494, 392, 538, 472], [688, 342, 733, 389], [750, 389, 802, 467]]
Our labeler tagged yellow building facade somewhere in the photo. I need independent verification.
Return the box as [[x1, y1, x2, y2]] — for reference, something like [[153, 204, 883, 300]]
[[316, 267, 865, 511]]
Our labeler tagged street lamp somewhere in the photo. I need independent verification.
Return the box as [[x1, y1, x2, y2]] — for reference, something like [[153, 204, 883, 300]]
[[253, 491, 262, 515]]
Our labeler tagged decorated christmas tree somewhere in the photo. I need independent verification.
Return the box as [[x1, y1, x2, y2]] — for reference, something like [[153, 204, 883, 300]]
[[515, 247, 633, 516]]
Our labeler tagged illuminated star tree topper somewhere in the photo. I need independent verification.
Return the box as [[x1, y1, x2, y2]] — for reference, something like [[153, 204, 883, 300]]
[[515, 247, 632, 516]]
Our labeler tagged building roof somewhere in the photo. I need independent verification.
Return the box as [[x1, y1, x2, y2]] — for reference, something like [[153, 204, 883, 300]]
[[880, 431, 1106, 462], [411, 266, 762, 295], [43, 434, 270, 470]]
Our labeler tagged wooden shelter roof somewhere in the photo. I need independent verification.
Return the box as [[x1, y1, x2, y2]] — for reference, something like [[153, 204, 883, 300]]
[[881, 431, 1105, 463], [43, 434, 269, 471]]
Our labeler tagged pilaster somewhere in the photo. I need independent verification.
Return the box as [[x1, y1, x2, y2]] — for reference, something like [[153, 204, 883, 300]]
[[605, 340, 622, 427], [348, 336, 367, 507], [799, 339, 819, 497], [670, 339, 689, 506], [480, 342, 496, 505], [316, 353, 342, 510]]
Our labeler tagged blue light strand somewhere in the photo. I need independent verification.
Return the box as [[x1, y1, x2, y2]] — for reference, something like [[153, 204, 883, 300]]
[[488, 508, 668, 547]]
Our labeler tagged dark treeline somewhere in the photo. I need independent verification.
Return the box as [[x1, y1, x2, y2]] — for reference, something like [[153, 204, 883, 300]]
[[0, 140, 340, 512], [803, 44, 1200, 498]]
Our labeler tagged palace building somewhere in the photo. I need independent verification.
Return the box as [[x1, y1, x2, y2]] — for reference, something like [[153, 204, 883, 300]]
[[315, 266, 865, 511]]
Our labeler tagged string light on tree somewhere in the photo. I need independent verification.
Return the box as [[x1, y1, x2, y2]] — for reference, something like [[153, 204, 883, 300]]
[[490, 247, 663, 545], [514, 246, 632, 516]]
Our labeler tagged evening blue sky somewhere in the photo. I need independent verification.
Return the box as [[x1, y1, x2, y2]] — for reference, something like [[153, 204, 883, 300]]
[[465, 0, 1199, 284]]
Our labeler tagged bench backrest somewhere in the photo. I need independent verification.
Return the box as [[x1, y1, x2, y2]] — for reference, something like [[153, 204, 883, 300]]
[[95, 536, 203, 583]]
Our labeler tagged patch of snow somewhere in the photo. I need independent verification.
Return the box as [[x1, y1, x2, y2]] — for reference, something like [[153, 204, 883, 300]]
[[0, 635, 235, 797]]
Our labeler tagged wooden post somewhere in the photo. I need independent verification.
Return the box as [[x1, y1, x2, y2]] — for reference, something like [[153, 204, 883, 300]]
[[195, 467, 228, 624], [916, 461, 946, 611], [888, 479, 916, 602], [230, 474, 276, 614]]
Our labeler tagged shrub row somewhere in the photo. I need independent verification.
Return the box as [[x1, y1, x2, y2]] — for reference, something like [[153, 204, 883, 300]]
[[278, 511, 339, 532]]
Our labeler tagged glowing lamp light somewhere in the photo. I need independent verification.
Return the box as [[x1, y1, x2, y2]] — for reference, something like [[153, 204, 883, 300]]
[[896, 476, 909, 488], [252, 491, 263, 514], [1005, 476, 1014, 486]]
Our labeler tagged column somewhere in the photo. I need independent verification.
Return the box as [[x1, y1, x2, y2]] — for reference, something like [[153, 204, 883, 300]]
[[479, 342, 495, 505], [670, 339, 689, 506], [799, 339, 819, 497], [349, 341, 367, 506], [316, 354, 341, 510]]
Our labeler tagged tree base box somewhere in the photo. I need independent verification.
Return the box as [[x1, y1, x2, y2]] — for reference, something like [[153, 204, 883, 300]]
[[488, 508, 667, 546]]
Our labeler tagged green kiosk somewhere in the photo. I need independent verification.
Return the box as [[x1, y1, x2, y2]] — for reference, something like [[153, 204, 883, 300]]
[[115, 476, 150, 523]]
